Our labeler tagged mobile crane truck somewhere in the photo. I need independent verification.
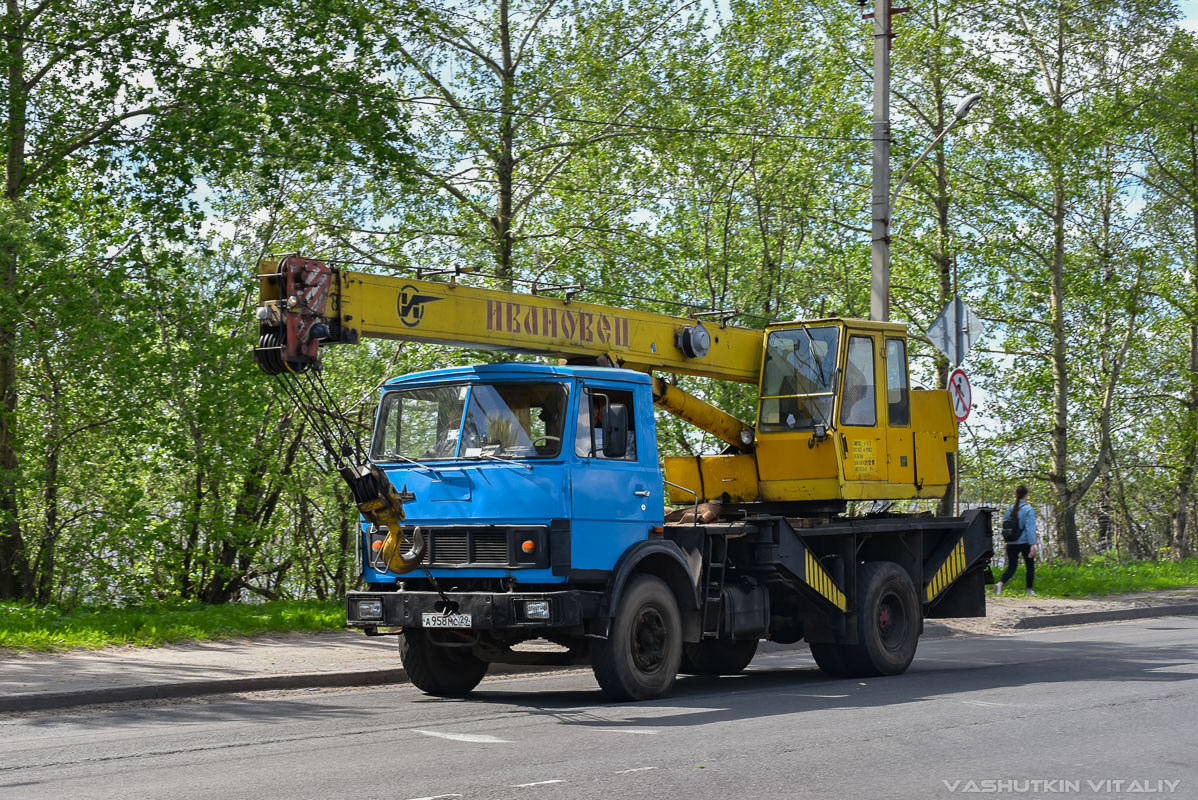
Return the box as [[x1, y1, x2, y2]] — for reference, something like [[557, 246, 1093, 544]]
[[253, 255, 992, 701]]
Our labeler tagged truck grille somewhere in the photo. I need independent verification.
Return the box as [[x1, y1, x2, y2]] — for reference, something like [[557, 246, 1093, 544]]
[[366, 523, 552, 573], [424, 527, 511, 566]]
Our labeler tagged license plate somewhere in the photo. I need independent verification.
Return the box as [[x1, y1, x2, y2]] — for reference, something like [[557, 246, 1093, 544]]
[[422, 612, 472, 628]]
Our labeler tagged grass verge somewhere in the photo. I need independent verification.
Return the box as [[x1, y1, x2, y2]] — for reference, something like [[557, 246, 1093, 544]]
[[995, 556, 1198, 598], [6, 558, 1197, 651], [0, 599, 344, 652]]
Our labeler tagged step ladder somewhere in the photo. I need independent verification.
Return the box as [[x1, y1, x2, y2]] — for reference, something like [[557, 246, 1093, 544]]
[[700, 534, 728, 639]]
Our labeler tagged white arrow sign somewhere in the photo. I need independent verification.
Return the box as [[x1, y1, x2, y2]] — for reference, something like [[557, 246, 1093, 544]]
[[928, 295, 983, 367]]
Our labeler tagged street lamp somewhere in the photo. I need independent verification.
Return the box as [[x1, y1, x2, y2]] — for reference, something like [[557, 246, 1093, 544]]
[[870, 90, 982, 321], [889, 92, 982, 220]]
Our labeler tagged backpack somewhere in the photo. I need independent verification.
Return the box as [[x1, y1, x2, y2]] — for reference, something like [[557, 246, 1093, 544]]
[[1001, 501, 1024, 543]]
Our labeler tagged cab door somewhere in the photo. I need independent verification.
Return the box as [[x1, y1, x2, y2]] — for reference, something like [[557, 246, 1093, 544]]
[[835, 332, 887, 490], [568, 380, 662, 571]]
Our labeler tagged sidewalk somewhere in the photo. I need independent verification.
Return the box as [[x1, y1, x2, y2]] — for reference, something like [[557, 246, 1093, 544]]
[[937, 587, 1198, 635], [3, 589, 1197, 714]]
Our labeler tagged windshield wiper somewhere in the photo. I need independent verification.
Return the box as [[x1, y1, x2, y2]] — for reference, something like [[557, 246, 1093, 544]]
[[477, 451, 533, 470], [376, 452, 443, 480]]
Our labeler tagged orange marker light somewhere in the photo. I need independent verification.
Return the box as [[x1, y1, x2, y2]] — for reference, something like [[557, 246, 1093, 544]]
[[522, 540, 536, 554], [371, 540, 383, 550]]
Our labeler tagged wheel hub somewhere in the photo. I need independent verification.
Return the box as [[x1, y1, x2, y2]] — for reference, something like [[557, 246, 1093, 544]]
[[631, 607, 667, 672], [877, 591, 907, 650], [878, 604, 893, 632]]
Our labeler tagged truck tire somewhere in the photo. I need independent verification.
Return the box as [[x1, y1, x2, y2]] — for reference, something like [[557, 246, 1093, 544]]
[[591, 574, 683, 701], [811, 561, 920, 679], [400, 630, 489, 697], [808, 641, 854, 677], [680, 639, 758, 675]]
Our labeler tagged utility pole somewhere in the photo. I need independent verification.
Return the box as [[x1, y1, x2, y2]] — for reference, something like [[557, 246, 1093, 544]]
[[869, 0, 892, 323]]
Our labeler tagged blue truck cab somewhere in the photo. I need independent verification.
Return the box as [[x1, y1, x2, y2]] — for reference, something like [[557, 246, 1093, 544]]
[[347, 362, 715, 700], [359, 362, 664, 586]]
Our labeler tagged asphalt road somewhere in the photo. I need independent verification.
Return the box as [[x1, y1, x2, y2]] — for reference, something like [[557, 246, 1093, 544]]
[[2, 619, 1196, 800]]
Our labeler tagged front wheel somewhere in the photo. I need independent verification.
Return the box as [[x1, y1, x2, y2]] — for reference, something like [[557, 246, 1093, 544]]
[[591, 575, 682, 701], [680, 639, 758, 675], [400, 630, 489, 697], [811, 561, 920, 679]]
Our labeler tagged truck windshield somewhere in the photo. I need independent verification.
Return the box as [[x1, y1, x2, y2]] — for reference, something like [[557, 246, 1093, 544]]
[[371, 382, 567, 462], [372, 385, 468, 462], [759, 325, 840, 432], [461, 383, 568, 459]]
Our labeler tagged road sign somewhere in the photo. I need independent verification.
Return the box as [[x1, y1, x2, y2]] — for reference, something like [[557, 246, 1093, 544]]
[[928, 295, 983, 367], [949, 368, 972, 422]]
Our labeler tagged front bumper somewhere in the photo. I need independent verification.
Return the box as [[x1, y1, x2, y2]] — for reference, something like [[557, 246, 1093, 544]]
[[346, 589, 604, 630]]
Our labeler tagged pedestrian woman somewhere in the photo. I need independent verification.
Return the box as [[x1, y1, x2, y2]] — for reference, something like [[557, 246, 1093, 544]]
[[996, 484, 1037, 596]]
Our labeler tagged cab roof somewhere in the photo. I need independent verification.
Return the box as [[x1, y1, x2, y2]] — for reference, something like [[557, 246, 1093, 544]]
[[382, 361, 654, 389]]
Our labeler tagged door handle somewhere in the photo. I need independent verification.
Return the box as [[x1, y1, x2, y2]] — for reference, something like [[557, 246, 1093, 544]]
[[634, 490, 651, 497]]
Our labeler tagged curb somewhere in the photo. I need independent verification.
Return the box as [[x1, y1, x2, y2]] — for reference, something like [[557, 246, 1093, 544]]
[[0, 662, 563, 714], [1006, 602, 1198, 630]]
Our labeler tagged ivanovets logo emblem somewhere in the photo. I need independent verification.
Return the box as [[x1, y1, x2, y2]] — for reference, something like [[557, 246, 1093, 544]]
[[397, 285, 441, 327]]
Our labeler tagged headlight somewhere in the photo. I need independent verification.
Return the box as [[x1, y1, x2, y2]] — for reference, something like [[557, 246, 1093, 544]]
[[357, 599, 383, 620]]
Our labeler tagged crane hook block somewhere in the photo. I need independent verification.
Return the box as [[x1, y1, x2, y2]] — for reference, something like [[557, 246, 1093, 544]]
[[253, 255, 335, 375], [338, 463, 427, 573]]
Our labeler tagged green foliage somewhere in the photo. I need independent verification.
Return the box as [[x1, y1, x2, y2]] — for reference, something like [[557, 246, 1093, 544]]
[[998, 557, 1198, 598], [0, 599, 343, 652], [3, 0, 1198, 607]]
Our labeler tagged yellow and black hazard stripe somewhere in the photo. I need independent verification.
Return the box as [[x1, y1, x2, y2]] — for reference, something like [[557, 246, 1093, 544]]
[[804, 549, 847, 611], [926, 538, 968, 602]]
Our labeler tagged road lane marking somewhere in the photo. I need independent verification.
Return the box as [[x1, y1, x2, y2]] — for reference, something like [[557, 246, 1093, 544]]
[[961, 700, 1018, 707], [594, 728, 659, 734], [406, 795, 463, 800], [512, 780, 565, 787], [616, 767, 657, 774], [411, 729, 511, 744]]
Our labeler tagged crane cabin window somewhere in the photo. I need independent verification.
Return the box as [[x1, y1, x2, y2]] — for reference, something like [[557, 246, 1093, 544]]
[[886, 338, 910, 426], [759, 325, 839, 432], [841, 336, 877, 427]]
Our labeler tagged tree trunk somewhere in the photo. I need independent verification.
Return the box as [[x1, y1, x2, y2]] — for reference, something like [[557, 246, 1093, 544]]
[[1171, 123, 1198, 562], [490, 0, 515, 286], [1098, 469, 1113, 552], [0, 0, 30, 598], [0, 240, 26, 598], [333, 485, 351, 596], [1048, 168, 1080, 559], [34, 434, 58, 603]]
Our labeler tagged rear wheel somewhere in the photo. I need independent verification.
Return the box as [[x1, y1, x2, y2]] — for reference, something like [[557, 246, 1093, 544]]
[[809, 641, 853, 677], [400, 630, 489, 697], [591, 575, 682, 701], [679, 639, 758, 675], [811, 561, 920, 679]]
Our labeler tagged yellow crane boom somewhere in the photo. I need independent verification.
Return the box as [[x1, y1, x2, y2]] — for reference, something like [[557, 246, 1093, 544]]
[[254, 255, 958, 508]]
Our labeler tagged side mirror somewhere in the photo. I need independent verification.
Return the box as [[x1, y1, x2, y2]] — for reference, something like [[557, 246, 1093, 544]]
[[603, 403, 629, 458]]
